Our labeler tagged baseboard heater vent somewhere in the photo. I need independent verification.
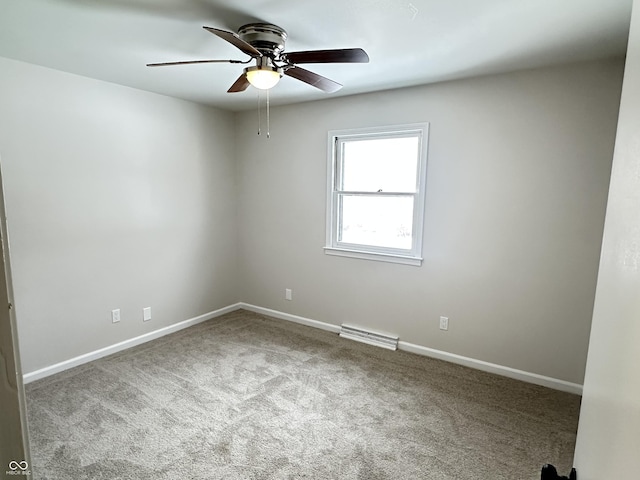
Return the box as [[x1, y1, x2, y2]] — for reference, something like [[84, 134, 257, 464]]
[[339, 324, 399, 351]]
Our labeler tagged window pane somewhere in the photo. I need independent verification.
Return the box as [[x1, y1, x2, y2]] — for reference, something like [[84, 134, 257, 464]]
[[342, 136, 419, 193], [339, 195, 414, 250]]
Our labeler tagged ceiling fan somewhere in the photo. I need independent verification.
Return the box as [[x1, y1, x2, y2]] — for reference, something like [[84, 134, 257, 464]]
[[147, 23, 369, 93]]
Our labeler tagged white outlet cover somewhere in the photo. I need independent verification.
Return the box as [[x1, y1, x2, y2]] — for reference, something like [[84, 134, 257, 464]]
[[439, 316, 449, 331], [111, 309, 120, 323], [143, 307, 151, 321]]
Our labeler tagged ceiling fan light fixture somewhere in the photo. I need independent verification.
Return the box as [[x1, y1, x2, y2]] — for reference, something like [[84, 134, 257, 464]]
[[245, 65, 282, 90], [148, 23, 369, 95]]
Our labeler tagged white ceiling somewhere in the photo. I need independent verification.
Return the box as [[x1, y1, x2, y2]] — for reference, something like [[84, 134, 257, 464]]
[[0, 0, 633, 112]]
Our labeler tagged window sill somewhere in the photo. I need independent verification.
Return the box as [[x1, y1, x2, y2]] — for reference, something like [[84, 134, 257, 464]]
[[323, 247, 423, 266]]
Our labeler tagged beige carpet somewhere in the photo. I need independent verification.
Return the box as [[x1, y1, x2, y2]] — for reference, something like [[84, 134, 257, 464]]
[[25, 309, 580, 479]]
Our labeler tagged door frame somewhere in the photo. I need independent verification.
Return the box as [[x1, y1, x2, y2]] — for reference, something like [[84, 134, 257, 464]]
[[0, 155, 32, 478]]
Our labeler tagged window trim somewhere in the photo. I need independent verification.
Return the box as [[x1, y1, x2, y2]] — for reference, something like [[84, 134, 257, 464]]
[[325, 123, 430, 266]]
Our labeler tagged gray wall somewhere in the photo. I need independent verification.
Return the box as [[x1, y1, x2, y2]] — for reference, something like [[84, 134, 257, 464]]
[[236, 59, 624, 385], [0, 56, 624, 386], [574, 0, 640, 476], [0, 57, 239, 374]]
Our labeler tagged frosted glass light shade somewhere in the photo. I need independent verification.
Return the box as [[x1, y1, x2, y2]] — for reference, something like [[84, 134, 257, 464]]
[[246, 67, 281, 90]]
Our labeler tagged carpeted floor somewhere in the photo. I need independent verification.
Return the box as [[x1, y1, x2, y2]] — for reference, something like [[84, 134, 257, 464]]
[[25, 309, 580, 479]]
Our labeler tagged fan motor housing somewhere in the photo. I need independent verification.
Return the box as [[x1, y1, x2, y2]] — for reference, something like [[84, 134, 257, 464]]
[[238, 23, 287, 57]]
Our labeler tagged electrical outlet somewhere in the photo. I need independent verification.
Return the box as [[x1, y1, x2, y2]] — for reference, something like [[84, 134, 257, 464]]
[[111, 309, 120, 324], [285, 288, 292, 301], [439, 316, 449, 331], [143, 307, 151, 322]]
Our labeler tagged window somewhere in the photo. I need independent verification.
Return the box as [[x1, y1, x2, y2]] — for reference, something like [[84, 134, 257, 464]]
[[325, 123, 429, 266]]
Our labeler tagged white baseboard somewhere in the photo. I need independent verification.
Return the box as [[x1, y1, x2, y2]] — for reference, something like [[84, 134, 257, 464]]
[[240, 303, 582, 395], [23, 302, 583, 395], [23, 303, 243, 384], [398, 341, 583, 395], [239, 303, 342, 334]]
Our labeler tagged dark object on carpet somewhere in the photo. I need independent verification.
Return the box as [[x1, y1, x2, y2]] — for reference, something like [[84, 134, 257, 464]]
[[541, 463, 577, 480]]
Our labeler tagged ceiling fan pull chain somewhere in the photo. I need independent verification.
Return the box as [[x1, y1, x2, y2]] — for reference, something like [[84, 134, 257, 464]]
[[266, 89, 270, 139], [257, 89, 261, 136]]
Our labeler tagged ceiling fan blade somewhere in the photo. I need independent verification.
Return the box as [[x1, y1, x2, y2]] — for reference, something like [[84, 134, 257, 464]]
[[283, 48, 369, 64], [228, 73, 250, 93], [284, 67, 342, 93], [146, 59, 245, 67], [203, 26, 262, 58]]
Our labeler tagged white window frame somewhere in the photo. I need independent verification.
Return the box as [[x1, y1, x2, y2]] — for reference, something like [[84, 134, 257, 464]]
[[325, 123, 429, 266]]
